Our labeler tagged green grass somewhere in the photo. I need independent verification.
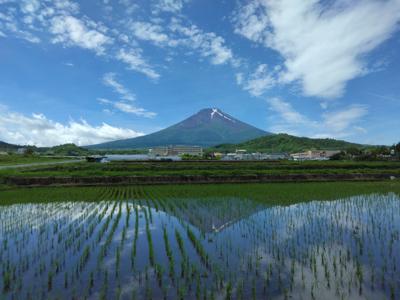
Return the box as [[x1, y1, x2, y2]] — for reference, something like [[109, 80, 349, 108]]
[[1, 181, 400, 206], [0, 155, 75, 166], [0, 160, 399, 178]]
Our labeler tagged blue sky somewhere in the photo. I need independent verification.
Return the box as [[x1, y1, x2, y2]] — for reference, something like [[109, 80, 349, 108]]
[[0, 0, 399, 146]]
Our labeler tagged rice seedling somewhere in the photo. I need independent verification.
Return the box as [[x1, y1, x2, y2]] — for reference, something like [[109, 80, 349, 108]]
[[0, 184, 399, 299]]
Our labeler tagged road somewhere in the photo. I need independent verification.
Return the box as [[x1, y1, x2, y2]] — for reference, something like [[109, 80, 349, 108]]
[[0, 159, 83, 170]]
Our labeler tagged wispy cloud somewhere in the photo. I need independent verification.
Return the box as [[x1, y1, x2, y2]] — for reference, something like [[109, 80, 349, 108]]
[[0, 1, 164, 79], [267, 97, 310, 125], [234, 0, 400, 98], [102, 73, 135, 101], [113, 101, 157, 118], [0, 0, 238, 81], [266, 97, 368, 139], [119, 0, 139, 14], [0, 109, 142, 147], [98, 98, 157, 118], [100, 73, 157, 118], [116, 48, 161, 80], [322, 105, 368, 135]]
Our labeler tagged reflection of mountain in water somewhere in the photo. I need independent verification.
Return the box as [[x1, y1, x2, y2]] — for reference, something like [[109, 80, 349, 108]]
[[147, 196, 267, 233]]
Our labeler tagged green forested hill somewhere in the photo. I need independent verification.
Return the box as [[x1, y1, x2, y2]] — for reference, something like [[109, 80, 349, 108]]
[[210, 133, 366, 153]]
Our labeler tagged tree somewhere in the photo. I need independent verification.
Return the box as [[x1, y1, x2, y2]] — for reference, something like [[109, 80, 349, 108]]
[[346, 147, 362, 157], [330, 151, 346, 160], [371, 146, 390, 156], [395, 142, 400, 154], [24, 147, 34, 156]]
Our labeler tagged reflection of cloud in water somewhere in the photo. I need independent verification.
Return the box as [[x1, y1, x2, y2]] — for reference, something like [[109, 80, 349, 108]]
[[201, 193, 400, 299], [1, 192, 399, 300]]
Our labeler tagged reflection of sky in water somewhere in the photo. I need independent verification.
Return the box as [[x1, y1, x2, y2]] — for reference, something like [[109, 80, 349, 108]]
[[0, 193, 399, 299]]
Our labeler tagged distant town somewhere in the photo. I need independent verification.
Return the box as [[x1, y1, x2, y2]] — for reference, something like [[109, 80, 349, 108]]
[[147, 145, 342, 161], [2, 142, 399, 164]]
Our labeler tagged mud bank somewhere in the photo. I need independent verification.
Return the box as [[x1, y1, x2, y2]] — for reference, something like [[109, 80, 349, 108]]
[[2, 173, 397, 187]]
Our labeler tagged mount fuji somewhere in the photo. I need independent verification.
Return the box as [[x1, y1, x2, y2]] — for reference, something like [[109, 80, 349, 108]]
[[88, 108, 270, 149]]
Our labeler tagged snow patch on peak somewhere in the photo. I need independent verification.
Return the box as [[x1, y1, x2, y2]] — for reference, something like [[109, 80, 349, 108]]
[[210, 108, 235, 123]]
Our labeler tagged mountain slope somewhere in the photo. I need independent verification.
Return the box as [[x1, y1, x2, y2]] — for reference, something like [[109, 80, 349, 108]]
[[88, 108, 270, 149], [211, 133, 365, 153], [0, 141, 20, 151]]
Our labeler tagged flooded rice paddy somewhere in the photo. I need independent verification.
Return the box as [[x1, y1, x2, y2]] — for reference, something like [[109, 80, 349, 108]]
[[1, 186, 400, 299]]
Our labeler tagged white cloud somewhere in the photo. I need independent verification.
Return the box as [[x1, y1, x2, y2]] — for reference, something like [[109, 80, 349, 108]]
[[117, 48, 161, 79], [240, 64, 276, 96], [12, 26, 40, 43], [50, 15, 110, 54], [98, 98, 157, 118], [267, 97, 310, 125], [52, 0, 80, 14], [102, 73, 135, 101], [20, 0, 40, 15], [266, 97, 368, 139], [113, 102, 157, 118], [170, 19, 234, 65], [234, 0, 269, 43], [1, 1, 234, 80], [127, 18, 235, 66], [234, 0, 400, 98], [153, 0, 187, 13], [119, 0, 139, 14], [0, 109, 143, 147], [0, 7, 41, 43], [322, 105, 368, 134], [130, 21, 175, 46]]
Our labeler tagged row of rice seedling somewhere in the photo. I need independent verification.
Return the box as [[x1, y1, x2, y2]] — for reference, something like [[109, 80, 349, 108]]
[[1, 185, 400, 299]]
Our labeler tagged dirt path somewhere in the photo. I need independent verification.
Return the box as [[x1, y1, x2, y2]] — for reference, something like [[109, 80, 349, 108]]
[[0, 159, 83, 170]]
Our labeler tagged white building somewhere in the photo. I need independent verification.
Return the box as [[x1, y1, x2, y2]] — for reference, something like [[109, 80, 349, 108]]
[[17, 148, 27, 154], [290, 150, 341, 161]]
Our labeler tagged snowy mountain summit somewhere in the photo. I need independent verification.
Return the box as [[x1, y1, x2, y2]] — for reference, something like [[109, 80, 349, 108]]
[[210, 108, 235, 123]]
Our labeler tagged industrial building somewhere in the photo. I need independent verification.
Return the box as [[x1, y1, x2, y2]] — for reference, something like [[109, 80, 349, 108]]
[[149, 145, 203, 157]]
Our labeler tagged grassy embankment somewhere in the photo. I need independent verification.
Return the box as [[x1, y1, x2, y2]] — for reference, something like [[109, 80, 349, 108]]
[[1, 160, 399, 176], [0, 160, 399, 186]]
